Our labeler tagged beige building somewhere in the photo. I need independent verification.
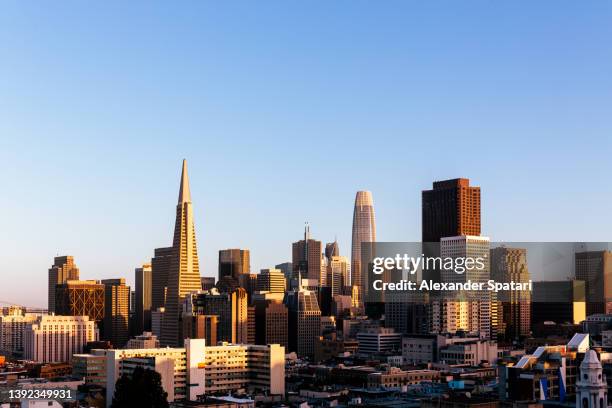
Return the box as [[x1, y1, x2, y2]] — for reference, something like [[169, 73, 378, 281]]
[[257, 269, 286, 293], [24, 315, 98, 363], [161, 160, 203, 347], [0, 306, 41, 357], [203, 342, 285, 396], [328, 256, 350, 297], [126, 331, 160, 349], [98, 339, 284, 407]]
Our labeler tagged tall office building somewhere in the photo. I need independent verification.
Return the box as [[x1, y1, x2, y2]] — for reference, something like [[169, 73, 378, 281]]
[[325, 240, 340, 262], [134, 264, 153, 334], [327, 256, 350, 297], [102, 278, 130, 348], [24, 315, 98, 363], [575, 251, 612, 316], [48, 256, 80, 313], [490, 247, 531, 340], [151, 246, 173, 311], [55, 280, 105, 323], [351, 191, 376, 303], [185, 288, 249, 344], [284, 282, 321, 358], [292, 225, 324, 283], [218, 249, 250, 281], [436, 236, 493, 339], [275, 262, 293, 290], [252, 292, 288, 348], [182, 314, 218, 346], [422, 179, 480, 282], [257, 268, 286, 293], [161, 160, 202, 347]]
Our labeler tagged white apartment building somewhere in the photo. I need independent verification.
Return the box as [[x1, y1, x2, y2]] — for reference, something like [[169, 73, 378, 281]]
[[23, 315, 98, 363], [0, 307, 41, 356]]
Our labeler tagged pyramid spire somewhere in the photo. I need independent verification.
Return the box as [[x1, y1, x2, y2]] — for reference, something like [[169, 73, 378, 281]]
[[178, 159, 192, 204]]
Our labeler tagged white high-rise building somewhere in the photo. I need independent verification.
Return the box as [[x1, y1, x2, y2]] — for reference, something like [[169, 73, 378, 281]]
[[438, 235, 493, 339], [97, 339, 284, 407], [0, 307, 41, 356], [23, 315, 98, 363]]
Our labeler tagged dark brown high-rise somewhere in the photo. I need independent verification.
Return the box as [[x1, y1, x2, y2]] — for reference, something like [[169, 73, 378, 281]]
[[218, 249, 250, 281], [422, 178, 481, 281], [102, 278, 130, 348], [151, 246, 173, 311], [422, 178, 481, 242]]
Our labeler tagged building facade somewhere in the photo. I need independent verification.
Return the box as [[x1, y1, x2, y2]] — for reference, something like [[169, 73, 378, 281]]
[[24, 315, 98, 363]]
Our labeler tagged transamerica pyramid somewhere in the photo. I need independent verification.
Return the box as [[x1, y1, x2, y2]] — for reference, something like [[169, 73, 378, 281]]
[[160, 159, 202, 346]]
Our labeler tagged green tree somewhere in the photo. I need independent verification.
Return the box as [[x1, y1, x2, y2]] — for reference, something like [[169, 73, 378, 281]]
[[111, 366, 169, 408]]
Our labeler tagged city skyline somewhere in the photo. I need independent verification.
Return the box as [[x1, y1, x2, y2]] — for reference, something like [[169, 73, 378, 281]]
[[2, 2, 612, 307]]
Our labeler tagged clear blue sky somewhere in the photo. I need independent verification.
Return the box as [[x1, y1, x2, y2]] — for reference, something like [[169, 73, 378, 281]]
[[1, 1, 611, 307]]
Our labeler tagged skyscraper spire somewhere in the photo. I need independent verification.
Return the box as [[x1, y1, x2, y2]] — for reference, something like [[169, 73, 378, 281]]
[[178, 159, 191, 204], [161, 160, 201, 347]]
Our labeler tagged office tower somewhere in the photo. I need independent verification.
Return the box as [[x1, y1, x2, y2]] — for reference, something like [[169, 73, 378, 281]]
[[48, 256, 80, 313], [422, 178, 481, 243], [292, 225, 324, 283], [0, 307, 40, 357], [101, 278, 130, 348], [253, 292, 288, 348], [134, 263, 152, 334], [275, 262, 293, 290], [325, 240, 339, 262], [575, 251, 612, 315], [284, 283, 321, 358], [239, 272, 258, 302], [327, 256, 350, 297], [151, 246, 173, 310], [183, 314, 218, 346], [248, 305, 256, 344], [24, 315, 98, 363], [201, 276, 215, 290], [490, 247, 531, 340], [257, 268, 286, 293], [187, 288, 248, 344], [438, 235, 492, 339], [55, 280, 105, 322], [151, 307, 164, 338], [351, 191, 376, 303], [161, 160, 202, 347], [218, 249, 250, 281], [422, 178, 480, 282], [531, 280, 586, 325]]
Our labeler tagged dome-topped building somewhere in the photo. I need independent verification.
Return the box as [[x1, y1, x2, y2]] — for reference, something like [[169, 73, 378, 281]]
[[576, 350, 608, 408]]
